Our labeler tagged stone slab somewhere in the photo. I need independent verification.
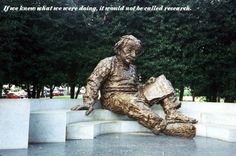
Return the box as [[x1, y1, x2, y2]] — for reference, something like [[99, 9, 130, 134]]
[[180, 102, 236, 114], [0, 99, 30, 149], [196, 123, 236, 142], [66, 120, 150, 140], [29, 110, 67, 143], [66, 109, 130, 124], [201, 113, 236, 126], [206, 124, 236, 142], [195, 124, 207, 137], [30, 99, 81, 111], [66, 121, 113, 139], [30, 99, 101, 112]]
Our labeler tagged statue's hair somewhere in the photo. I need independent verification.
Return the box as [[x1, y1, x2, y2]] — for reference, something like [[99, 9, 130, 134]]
[[114, 35, 141, 54]]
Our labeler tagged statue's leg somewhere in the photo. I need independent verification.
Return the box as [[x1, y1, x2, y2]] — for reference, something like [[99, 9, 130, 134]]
[[162, 93, 197, 124], [102, 93, 167, 135], [102, 93, 196, 138], [140, 75, 197, 123], [140, 75, 197, 124]]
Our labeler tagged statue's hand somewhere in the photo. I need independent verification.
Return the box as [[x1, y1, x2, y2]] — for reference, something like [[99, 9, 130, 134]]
[[85, 106, 94, 116], [71, 105, 94, 116], [147, 77, 156, 84]]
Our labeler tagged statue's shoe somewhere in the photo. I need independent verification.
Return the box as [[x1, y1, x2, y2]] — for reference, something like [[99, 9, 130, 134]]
[[166, 112, 198, 124], [162, 123, 196, 138]]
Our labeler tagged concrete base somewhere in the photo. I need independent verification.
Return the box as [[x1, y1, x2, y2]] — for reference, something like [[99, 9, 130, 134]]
[[2, 99, 236, 149], [29, 110, 67, 143], [0, 100, 30, 149]]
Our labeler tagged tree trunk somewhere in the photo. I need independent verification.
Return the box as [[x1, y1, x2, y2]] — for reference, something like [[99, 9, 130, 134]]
[[211, 84, 218, 102], [191, 90, 195, 102], [192, 94, 195, 102], [206, 95, 210, 102], [49, 85, 54, 99], [41, 86, 45, 97], [0, 84, 2, 98], [192, 96, 195, 102], [225, 96, 234, 103], [179, 86, 184, 101], [75, 86, 80, 99], [207, 84, 217, 102], [32, 84, 36, 98], [27, 84, 31, 98], [70, 84, 75, 99], [36, 85, 42, 98], [211, 96, 217, 102]]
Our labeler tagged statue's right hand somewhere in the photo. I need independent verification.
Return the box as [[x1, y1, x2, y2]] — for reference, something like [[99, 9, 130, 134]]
[[71, 105, 94, 116]]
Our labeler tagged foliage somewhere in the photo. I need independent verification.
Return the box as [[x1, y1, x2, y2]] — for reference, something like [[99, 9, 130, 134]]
[[0, 0, 235, 101]]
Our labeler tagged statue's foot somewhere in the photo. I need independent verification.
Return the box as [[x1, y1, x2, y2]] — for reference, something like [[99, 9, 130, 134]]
[[166, 112, 198, 124], [162, 123, 196, 138], [151, 120, 167, 135]]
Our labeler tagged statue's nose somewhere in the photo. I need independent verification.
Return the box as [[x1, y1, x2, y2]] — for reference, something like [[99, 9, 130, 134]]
[[131, 51, 136, 58]]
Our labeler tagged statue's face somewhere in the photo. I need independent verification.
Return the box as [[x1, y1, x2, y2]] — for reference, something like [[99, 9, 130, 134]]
[[119, 40, 140, 65]]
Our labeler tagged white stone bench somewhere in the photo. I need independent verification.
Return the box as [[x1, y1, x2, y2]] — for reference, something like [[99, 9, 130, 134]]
[[66, 109, 130, 123], [66, 102, 236, 142], [28, 107, 236, 143], [66, 120, 236, 142], [67, 121, 149, 139]]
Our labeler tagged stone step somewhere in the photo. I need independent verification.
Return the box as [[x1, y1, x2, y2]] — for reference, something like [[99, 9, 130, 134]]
[[66, 120, 236, 142], [196, 124, 236, 142], [66, 121, 149, 140]]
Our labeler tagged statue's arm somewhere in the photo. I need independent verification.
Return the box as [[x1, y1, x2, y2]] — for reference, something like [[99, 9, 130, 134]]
[[71, 58, 112, 114], [83, 59, 111, 107]]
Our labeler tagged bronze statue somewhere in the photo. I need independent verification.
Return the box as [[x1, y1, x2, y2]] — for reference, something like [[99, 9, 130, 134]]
[[72, 35, 197, 138]]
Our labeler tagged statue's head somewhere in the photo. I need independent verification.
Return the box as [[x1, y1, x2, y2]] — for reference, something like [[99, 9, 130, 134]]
[[114, 35, 141, 65]]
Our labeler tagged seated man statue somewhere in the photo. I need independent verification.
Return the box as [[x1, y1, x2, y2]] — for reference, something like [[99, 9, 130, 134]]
[[72, 35, 197, 138]]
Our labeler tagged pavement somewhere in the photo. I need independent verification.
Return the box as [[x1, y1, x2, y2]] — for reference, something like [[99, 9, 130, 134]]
[[1, 133, 236, 156]]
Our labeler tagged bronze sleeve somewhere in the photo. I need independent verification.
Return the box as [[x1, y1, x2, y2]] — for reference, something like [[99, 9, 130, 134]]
[[83, 58, 112, 106]]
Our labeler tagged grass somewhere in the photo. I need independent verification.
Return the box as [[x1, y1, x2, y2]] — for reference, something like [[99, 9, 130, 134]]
[[43, 94, 83, 99]]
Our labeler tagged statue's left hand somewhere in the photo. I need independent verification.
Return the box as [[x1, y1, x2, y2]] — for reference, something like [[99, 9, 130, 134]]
[[71, 105, 94, 116], [146, 77, 156, 84]]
